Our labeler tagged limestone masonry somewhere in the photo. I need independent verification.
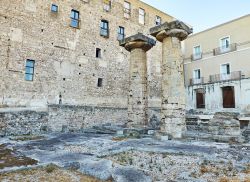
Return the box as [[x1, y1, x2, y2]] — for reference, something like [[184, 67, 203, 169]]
[[0, 0, 190, 136]]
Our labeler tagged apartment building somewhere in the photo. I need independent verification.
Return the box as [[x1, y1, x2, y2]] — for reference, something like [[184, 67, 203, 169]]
[[183, 14, 250, 124]]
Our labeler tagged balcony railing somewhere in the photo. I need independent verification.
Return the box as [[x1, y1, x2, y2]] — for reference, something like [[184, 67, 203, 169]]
[[213, 43, 237, 55], [209, 71, 242, 83], [191, 53, 202, 61], [189, 77, 204, 86], [100, 28, 109, 38]]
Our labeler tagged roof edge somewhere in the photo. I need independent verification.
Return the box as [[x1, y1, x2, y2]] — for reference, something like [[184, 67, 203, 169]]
[[189, 14, 250, 38]]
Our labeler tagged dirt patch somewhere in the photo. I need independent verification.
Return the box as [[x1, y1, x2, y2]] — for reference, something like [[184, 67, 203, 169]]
[[0, 165, 112, 182], [0, 144, 37, 169]]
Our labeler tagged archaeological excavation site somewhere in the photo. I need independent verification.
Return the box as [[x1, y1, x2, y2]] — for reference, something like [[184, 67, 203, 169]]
[[0, 0, 249, 181]]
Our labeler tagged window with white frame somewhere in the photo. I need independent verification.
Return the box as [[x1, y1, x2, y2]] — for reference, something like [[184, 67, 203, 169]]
[[193, 69, 201, 79], [220, 63, 231, 80], [193, 69, 201, 84], [124, 1, 131, 19], [193, 45, 202, 60], [155, 16, 161, 26], [220, 37, 230, 50], [139, 8, 145, 24], [221, 64, 230, 75], [103, 0, 111, 12]]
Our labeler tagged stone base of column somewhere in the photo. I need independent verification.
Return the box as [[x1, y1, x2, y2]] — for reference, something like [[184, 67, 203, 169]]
[[161, 117, 186, 139]]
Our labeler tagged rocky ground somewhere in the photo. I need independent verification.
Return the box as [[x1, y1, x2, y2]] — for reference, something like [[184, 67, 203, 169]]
[[0, 133, 249, 182]]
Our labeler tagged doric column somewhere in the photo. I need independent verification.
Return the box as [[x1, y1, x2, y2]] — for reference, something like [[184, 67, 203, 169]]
[[150, 21, 193, 138], [120, 33, 155, 127]]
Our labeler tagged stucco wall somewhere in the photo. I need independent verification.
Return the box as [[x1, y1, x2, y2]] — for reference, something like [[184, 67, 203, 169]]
[[186, 78, 250, 114]]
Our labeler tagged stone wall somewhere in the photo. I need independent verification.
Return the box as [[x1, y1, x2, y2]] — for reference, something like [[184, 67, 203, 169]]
[[0, 110, 48, 136], [185, 112, 244, 142], [48, 105, 128, 132], [0, 0, 174, 109], [0, 105, 161, 136]]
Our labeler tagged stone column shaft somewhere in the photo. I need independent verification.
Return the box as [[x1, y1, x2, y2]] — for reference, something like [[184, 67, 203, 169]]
[[161, 36, 186, 138], [128, 48, 148, 126], [150, 21, 193, 138], [120, 33, 155, 128]]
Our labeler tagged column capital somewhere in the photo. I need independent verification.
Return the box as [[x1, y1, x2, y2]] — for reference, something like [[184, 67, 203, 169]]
[[150, 20, 193, 42], [119, 33, 156, 52]]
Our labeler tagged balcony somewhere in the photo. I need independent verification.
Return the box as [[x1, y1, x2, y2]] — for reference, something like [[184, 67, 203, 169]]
[[189, 77, 204, 86], [213, 43, 237, 55], [209, 71, 242, 83], [191, 53, 202, 61], [100, 28, 109, 38]]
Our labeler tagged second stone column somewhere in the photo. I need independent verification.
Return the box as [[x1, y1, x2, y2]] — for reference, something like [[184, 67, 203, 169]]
[[120, 33, 155, 127], [150, 21, 192, 138]]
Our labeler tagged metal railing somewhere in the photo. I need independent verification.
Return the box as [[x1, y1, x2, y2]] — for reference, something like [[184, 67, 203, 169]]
[[189, 77, 204, 86], [191, 53, 202, 61], [100, 28, 109, 37], [213, 43, 237, 55], [209, 71, 242, 83]]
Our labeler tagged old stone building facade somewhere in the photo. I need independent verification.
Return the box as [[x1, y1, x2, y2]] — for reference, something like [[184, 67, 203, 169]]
[[1, 0, 174, 108], [1, 0, 190, 135]]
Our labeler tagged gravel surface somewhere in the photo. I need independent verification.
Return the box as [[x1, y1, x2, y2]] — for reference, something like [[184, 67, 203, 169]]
[[0, 133, 249, 182]]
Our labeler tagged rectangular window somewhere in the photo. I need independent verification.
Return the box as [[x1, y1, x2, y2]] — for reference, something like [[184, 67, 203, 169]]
[[193, 69, 201, 79], [96, 48, 101, 58], [100, 20, 109, 37], [192, 69, 203, 84], [103, 0, 111, 12], [221, 64, 230, 75], [193, 45, 202, 60], [124, 1, 131, 19], [139, 8, 145, 24], [220, 63, 231, 80], [117, 26, 125, 41], [97, 78, 103, 87], [70, 10, 79, 28], [220, 36, 230, 51], [51, 4, 58, 12], [25, 59, 35, 81], [155, 16, 161, 26]]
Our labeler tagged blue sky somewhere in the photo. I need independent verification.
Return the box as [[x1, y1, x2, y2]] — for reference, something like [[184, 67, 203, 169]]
[[141, 0, 250, 33]]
